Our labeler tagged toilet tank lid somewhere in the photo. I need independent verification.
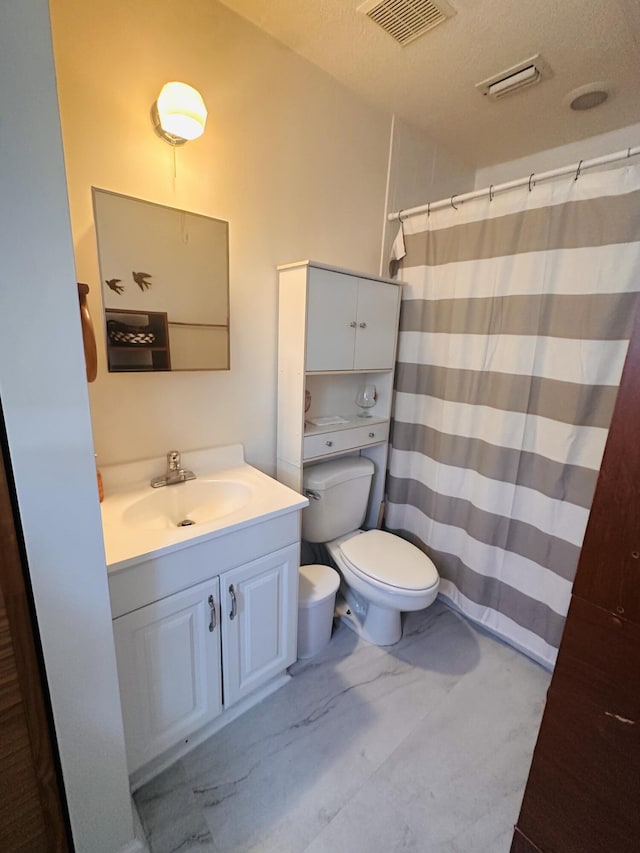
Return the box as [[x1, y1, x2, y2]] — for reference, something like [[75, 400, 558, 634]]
[[303, 457, 374, 490]]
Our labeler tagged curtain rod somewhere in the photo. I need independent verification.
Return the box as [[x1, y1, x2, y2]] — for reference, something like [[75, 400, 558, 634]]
[[388, 145, 640, 223]]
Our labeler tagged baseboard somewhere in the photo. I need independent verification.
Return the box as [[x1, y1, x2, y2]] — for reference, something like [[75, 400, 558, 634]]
[[116, 839, 146, 853], [130, 795, 151, 853]]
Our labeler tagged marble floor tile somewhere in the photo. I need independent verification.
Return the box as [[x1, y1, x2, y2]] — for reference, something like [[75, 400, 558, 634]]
[[135, 602, 550, 853], [135, 760, 215, 852], [302, 629, 549, 853]]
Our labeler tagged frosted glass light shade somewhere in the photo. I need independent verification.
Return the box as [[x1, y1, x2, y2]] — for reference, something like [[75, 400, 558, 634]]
[[156, 82, 207, 141]]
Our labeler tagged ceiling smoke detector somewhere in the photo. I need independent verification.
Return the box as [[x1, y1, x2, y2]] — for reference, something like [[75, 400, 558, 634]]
[[476, 54, 553, 100], [358, 0, 456, 47], [565, 83, 610, 111], [570, 91, 608, 110]]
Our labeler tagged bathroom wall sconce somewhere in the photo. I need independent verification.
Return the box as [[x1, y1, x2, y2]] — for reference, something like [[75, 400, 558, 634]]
[[151, 82, 207, 145]]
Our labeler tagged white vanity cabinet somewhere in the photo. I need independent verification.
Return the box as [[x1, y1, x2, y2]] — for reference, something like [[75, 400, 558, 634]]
[[104, 455, 307, 788], [277, 261, 402, 525], [113, 541, 299, 776], [113, 577, 223, 775]]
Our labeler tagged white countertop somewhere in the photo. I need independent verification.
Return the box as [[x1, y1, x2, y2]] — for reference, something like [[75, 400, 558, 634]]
[[100, 444, 308, 572]]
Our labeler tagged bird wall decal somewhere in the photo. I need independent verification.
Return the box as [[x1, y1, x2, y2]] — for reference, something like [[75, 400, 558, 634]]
[[132, 271, 153, 290], [105, 278, 124, 294]]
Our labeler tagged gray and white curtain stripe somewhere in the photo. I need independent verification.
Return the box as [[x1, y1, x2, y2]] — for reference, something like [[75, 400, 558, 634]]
[[386, 165, 640, 668]]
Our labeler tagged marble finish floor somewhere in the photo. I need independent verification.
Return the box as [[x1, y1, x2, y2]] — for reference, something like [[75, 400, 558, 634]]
[[135, 601, 550, 853]]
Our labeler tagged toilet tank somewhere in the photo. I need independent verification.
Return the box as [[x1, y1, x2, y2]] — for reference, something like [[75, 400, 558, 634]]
[[302, 457, 375, 543]]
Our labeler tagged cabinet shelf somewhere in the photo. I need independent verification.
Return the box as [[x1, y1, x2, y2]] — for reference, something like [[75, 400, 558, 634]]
[[107, 346, 169, 353], [304, 415, 388, 436], [305, 368, 393, 376], [105, 308, 171, 372]]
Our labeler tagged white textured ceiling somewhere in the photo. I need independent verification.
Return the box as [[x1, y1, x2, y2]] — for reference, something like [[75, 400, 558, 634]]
[[218, 0, 640, 168]]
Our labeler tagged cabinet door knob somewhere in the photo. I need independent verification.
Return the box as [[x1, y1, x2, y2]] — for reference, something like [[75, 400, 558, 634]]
[[229, 584, 237, 620], [368, 432, 375, 438], [359, 322, 367, 328], [349, 321, 357, 328], [208, 594, 216, 632], [325, 440, 333, 447]]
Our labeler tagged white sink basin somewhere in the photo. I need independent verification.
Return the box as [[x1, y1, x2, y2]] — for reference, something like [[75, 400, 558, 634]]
[[122, 479, 252, 530], [100, 445, 309, 569]]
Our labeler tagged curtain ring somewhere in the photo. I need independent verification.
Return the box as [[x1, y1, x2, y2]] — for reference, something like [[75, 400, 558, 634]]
[[427, 202, 431, 218], [528, 173, 535, 192], [398, 210, 406, 223], [450, 195, 458, 210], [628, 147, 632, 158], [489, 185, 495, 202], [574, 159, 583, 181]]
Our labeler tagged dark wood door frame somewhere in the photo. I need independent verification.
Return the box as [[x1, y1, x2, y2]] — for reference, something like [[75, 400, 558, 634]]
[[511, 298, 640, 852], [0, 401, 70, 851]]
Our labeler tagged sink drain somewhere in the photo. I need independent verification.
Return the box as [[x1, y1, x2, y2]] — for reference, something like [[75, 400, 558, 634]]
[[177, 518, 196, 527]]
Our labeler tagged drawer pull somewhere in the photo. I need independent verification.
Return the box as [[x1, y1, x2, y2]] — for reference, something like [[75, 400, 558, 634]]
[[349, 321, 357, 328], [208, 594, 216, 632], [359, 322, 367, 328], [326, 440, 333, 447], [368, 432, 375, 438]]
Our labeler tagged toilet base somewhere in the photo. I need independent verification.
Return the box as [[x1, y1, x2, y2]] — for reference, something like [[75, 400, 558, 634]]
[[335, 587, 402, 646]]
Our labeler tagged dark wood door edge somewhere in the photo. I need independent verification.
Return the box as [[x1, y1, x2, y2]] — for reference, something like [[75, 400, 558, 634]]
[[510, 827, 545, 852], [0, 401, 71, 850]]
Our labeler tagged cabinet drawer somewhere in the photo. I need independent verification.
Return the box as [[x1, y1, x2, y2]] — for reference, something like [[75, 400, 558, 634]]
[[303, 422, 389, 460]]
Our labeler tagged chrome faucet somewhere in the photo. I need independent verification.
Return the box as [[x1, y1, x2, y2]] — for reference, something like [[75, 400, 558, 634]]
[[151, 450, 196, 488]]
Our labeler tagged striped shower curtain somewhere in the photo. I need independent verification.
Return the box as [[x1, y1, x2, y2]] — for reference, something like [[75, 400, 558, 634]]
[[385, 165, 640, 667]]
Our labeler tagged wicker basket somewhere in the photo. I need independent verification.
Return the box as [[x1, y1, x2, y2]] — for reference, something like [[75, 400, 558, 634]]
[[107, 319, 156, 346]]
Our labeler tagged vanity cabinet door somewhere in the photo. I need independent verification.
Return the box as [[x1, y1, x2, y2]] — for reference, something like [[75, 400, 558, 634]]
[[221, 544, 298, 708], [113, 578, 222, 774], [353, 278, 399, 370], [306, 268, 359, 371]]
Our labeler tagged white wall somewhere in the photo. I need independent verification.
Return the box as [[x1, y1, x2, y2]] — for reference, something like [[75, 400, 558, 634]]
[[51, 0, 473, 474], [51, 0, 393, 472], [0, 2, 136, 851], [474, 121, 640, 188], [382, 116, 476, 274]]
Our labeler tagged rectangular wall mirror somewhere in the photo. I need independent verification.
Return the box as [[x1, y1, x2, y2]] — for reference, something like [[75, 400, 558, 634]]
[[92, 188, 230, 372]]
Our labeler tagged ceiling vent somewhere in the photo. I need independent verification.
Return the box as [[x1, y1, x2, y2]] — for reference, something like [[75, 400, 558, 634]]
[[358, 0, 456, 47], [476, 54, 553, 100]]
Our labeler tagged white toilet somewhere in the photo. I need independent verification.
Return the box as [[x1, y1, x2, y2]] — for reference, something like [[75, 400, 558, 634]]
[[302, 457, 439, 646]]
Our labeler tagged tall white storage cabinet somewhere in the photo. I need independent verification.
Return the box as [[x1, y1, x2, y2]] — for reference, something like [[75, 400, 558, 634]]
[[277, 261, 402, 527]]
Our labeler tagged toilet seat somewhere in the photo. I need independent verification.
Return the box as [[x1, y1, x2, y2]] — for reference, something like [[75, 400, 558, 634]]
[[339, 530, 439, 592]]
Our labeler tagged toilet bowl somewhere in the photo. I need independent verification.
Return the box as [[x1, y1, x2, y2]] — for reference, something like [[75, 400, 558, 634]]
[[327, 528, 439, 645], [302, 457, 439, 646]]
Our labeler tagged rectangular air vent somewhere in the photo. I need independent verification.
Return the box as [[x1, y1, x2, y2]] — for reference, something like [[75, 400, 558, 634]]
[[476, 54, 553, 100], [358, 0, 456, 47]]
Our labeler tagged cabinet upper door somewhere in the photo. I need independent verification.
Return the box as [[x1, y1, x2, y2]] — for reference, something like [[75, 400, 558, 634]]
[[113, 578, 222, 774], [305, 268, 359, 371], [221, 544, 298, 708], [353, 279, 399, 370]]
